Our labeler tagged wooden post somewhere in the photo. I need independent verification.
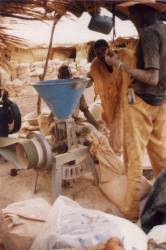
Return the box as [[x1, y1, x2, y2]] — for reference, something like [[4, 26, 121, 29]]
[[37, 13, 61, 114]]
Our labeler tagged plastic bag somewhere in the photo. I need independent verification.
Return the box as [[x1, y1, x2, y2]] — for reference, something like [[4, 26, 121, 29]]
[[31, 196, 147, 250], [2, 198, 51, 238], [147, 225, 166, 244]]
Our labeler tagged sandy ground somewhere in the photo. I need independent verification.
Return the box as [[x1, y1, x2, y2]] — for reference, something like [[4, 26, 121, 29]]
[[0, 161, 119, 217]]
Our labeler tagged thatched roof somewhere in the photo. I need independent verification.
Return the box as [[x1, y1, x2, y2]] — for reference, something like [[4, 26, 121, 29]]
[[0, 25, 27, 68], [0, 0, 47, 70], [0, 0, 61, 70], [0, 0, 166, 70], [42, 0, 166, 20]]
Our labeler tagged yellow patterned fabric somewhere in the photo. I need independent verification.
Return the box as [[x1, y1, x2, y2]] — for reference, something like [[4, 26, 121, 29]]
[[122, 96, 166, 220], [89, 48, 136, 155]]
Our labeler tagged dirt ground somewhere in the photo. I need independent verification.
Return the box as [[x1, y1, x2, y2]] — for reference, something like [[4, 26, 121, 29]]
[[0, 161, 119, 216]]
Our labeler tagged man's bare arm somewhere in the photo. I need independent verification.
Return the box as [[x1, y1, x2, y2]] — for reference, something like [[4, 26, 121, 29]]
[[121, 63, 159, 86], [80, 95, 100, 129], [105, 50, 159, 86]]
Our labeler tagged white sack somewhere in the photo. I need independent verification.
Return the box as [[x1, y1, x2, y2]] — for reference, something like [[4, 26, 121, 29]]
[[32, 196, 147, 250]]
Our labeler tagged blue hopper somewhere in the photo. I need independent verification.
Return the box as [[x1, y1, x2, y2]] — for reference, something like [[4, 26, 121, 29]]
[[32, 78, 88, 120]]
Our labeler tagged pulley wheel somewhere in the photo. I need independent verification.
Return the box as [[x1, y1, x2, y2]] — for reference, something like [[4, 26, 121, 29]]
[[27, 132, 52, 170], [16, 140, 39, 169]]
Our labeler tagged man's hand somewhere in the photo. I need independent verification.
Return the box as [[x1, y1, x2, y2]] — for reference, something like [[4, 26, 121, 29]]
[[105, 49, 159, 86], [105, 49, 122, 68]]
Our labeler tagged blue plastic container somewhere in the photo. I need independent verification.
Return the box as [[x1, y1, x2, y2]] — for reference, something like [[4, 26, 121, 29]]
[[32, 78, 88, 120]]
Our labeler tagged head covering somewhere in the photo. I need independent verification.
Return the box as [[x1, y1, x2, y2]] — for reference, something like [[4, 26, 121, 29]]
[[93, 39, 109, 49], [117, 0, 166, 15]]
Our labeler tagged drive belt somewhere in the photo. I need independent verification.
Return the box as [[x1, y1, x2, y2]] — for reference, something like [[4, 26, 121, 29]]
[[0, 133, 52, 170]]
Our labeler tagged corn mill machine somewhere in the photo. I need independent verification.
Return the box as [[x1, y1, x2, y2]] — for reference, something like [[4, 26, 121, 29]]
[[32, 78, 98, 200]]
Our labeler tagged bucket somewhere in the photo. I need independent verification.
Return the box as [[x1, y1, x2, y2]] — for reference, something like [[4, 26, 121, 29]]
[[88, 14, 113, 34]]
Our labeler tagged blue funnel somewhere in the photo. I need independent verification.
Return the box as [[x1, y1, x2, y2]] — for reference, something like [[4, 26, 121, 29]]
[[32, 78, 88, 120]]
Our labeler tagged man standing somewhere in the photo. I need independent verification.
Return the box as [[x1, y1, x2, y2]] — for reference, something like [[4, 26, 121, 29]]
[[89, 39, 127, 155], [105, 3, 166, 220], [89, 39, 112, 102]]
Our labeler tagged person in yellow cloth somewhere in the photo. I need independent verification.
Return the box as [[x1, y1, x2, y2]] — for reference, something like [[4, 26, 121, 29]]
[[89, 39, 136, 155], [105, 2, 166, 220], [89, 39, 124, 155]]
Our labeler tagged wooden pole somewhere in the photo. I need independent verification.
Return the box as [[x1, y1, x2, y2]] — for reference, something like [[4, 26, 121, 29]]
[[37, 13, 61, 114]]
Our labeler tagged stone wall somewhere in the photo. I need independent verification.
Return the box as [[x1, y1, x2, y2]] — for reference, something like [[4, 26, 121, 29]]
[[0, 57, 93, 116]]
